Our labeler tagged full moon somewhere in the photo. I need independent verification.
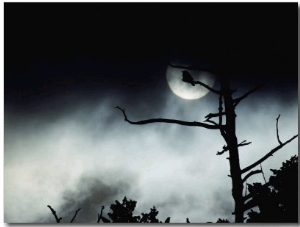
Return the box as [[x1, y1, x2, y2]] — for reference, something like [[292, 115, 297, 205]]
[[166, 66, 216, 100]]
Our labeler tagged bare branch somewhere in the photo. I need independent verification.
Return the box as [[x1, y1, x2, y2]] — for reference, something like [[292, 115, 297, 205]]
[[97, 206, 105, 223], [217, 140, 250, 156], [167, 61, 217, 74], [70, 208, 81, 223], [241, 134, 298, 173], [216, 145, 229, 155], [192, 81, 221, 94], [260, 164, 267, 184], [238, 140, 252, 147], [204, 118, 218, 125], [47, 205, 62, 223], [115, 106, 223, 130], [205, 112, 226, 120], [276, 114, 282, 145], [233, 81, 269, 107], [242, 169, 262, 183]]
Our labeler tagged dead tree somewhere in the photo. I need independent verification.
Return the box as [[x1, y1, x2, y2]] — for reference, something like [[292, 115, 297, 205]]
[[116, 64, 298, 223]]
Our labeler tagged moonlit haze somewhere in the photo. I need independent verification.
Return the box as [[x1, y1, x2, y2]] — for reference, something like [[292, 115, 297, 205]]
[[4, 3, 297, 224]]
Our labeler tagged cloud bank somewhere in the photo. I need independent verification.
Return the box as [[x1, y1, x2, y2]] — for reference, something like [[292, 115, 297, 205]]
[[4, 82, 298, 223]]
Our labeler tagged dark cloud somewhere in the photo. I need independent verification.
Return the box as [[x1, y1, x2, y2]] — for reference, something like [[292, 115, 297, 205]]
[[41, 176, 132, 223]]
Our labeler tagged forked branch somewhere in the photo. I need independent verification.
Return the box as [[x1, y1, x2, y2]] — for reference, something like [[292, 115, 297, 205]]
[[205, 112, 226, 120], [47, 205, 62, 223], [96, 206, 111, 223], [115, 106, 224, 130]]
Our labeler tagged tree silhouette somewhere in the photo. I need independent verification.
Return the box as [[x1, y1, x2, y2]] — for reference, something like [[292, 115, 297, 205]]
[[116, 64, 298, 223], [48, 196, 173, 223], [246, 155, 298, 223], [47, 155, 297, 223]]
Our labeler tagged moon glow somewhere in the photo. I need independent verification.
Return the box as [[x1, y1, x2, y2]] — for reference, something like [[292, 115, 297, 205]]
[[166, 66, 216, 100]]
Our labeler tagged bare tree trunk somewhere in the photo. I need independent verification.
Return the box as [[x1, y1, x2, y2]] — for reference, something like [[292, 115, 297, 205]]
[[221, 76, 244, 223]]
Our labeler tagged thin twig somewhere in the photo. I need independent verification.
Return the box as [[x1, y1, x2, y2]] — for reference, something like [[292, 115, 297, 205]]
[[192, 80, 221, 94], [238, 140, 252, 147], [70, 208, 81, 223], [47, 205, 62, 223], [276, 114, 282, 145], [115, 106, 224, 130], [260, 164, 267, 184], [218, 140, 251, 156], [241, 134, 298, 173], [165, 61, 218, 74], [233, 81, 269, 107]]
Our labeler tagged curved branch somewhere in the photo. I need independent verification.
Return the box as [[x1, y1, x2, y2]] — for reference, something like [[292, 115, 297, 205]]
[[241, 134, 298, 174], [242, 169, 262, 183], [47, 205, 62, 223], [276, 115, 282, 144], [115, 106, 223, 130]]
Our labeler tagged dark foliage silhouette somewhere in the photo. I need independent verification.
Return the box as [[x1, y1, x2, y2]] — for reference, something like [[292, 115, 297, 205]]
[[48, 196, 173, 223], [246, 155, 298, 223], [47, 155, 297, 223]]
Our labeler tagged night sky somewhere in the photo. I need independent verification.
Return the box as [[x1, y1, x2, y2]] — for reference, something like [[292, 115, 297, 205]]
[[4, 3, 298, 223]]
